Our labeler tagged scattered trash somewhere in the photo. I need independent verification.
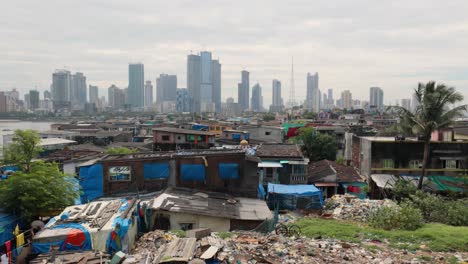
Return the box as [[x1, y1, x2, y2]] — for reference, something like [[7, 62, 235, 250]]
[[323, 195, 397, 222], [126, 229, 466, 264]]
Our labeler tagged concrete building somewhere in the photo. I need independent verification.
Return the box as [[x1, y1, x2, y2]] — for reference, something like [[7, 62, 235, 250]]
[[187, 51, 221, 113], [144, 80, 154, 109], [369, 87, 384, 111], [127, 63, 144, 108], [156, 74, 177, 105], [270, 79, 283, 112], [401, 98, 411, 110], [251, 83, 263, 112], [89, 85, 99, 105], [306, 72, 320, 112], [238, 125, 284, 143], [108, 84, 126, 109], [340, 90, 353, 109], [176, 88, 190, 113], [237, 70, 249, 111], [71, 72, 87, 110]]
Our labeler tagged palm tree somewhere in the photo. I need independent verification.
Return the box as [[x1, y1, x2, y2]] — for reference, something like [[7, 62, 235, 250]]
[[392, 81, 467, 189]]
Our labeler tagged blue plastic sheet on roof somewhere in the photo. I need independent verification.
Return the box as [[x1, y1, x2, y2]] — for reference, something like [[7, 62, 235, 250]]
[[181, 164, 205, 182], [107, 199, 134, 254], [232, 134, 240, 140], [192, 124, 209, 131], [33, 223, 92, 253], [79, 164, 103, 203], [2, 165, 18, 172], [268, 183, 321, 195], [267, 183, 324, 210], [218, 163, 239, 180], [143, 163, 170, 179]]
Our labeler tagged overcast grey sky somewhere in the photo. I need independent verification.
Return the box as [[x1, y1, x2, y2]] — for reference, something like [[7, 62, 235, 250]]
[[1, 0, 467, 106]]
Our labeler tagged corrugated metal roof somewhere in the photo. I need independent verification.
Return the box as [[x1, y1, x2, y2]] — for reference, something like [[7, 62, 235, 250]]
[[151, 188, 272, 221]]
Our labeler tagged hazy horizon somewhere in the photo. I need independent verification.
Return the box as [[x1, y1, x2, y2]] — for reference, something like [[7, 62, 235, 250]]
[[1, 0, 467, 106]]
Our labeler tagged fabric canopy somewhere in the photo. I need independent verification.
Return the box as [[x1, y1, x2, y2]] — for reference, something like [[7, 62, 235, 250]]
[[143, 163, 170, 179], [268, 183, 321, 196], [181, 164, 206, 182], [79, 164, 103, 203], [218, 163, 239, 180], [258, 162, 283, 168]]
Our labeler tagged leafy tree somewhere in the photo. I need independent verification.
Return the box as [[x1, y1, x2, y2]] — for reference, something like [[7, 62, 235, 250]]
[[105, 147, 138, 155], [292, 127, 337, 161], [0, 161, 77, 222], [3, 129, 43, 172], [392, 82, 467, 189], [262, 113, 276, 122], [302, 111, 317, 120]]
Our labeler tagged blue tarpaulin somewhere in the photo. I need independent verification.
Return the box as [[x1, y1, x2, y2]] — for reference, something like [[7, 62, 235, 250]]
[[181, 164, 205, 182], [218, 163, 239, 180], [192, 124, 209, 131], [0, 212, 18, 245], [268, 183, 322, 195], [79, 164, 103, 203], [267, 183, 324, 210], [33, 223, 92, 253], [143, 163, 170, 179]]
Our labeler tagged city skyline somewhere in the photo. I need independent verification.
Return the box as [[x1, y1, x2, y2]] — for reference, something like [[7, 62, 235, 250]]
[[1, 1, 467, 107]]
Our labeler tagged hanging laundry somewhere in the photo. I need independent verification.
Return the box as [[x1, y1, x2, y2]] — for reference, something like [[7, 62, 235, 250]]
[[16, 233, 24, 248], [0, 254, 7, 264], [13, 225, 19, 236]]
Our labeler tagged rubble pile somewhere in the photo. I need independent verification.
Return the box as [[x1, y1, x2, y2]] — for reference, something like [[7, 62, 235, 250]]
[[323, 195, 397, 222], [127, 229, 467, 264]]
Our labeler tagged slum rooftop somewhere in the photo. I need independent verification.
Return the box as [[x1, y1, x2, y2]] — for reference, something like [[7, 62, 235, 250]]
[[256, 143, 304, 159], [149, 187, 272, 221], [152, 127, 215, 136], [101, 148, 248, 161]]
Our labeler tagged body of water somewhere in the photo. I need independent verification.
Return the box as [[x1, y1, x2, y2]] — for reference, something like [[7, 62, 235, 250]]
[[0, 121, 56, 146]]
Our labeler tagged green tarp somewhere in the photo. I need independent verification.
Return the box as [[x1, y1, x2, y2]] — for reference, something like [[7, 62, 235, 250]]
[[427, 175, 468, 192]]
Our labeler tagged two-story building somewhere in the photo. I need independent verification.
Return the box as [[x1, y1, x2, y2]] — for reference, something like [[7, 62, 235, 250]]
[[152, 127, 216, 151], [78, 149, 260, 202], [348, 135, 468, 196], [255, 143, 309, 186]]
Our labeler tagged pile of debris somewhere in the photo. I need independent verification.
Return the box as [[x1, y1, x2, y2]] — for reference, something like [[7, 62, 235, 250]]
[[124, 228, 467, 264], [323, 195, 397, 222]]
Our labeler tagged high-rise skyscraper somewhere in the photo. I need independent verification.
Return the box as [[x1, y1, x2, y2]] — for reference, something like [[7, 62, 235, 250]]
[[270, 79, 283, 112], [44, 90, 51, 100], [24, 93, 30, 110], [52, 70, 72, 110], [71, 72, 87, 110], [29, 90, 39, 110], [237, 70, 249, 111], [144, 80, 154, 108], [89, 85, 99, 104], [156, 74, 177, 103], [369, 87, 384, 111], [401, 98, 411, 110], [187, 51, 221, 113], [128, 63, 144, 108], [306, 72, 320, 112], [251, 83, 263, 112], [108, 84, 126, 109], [340, 90, 353, 109]]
